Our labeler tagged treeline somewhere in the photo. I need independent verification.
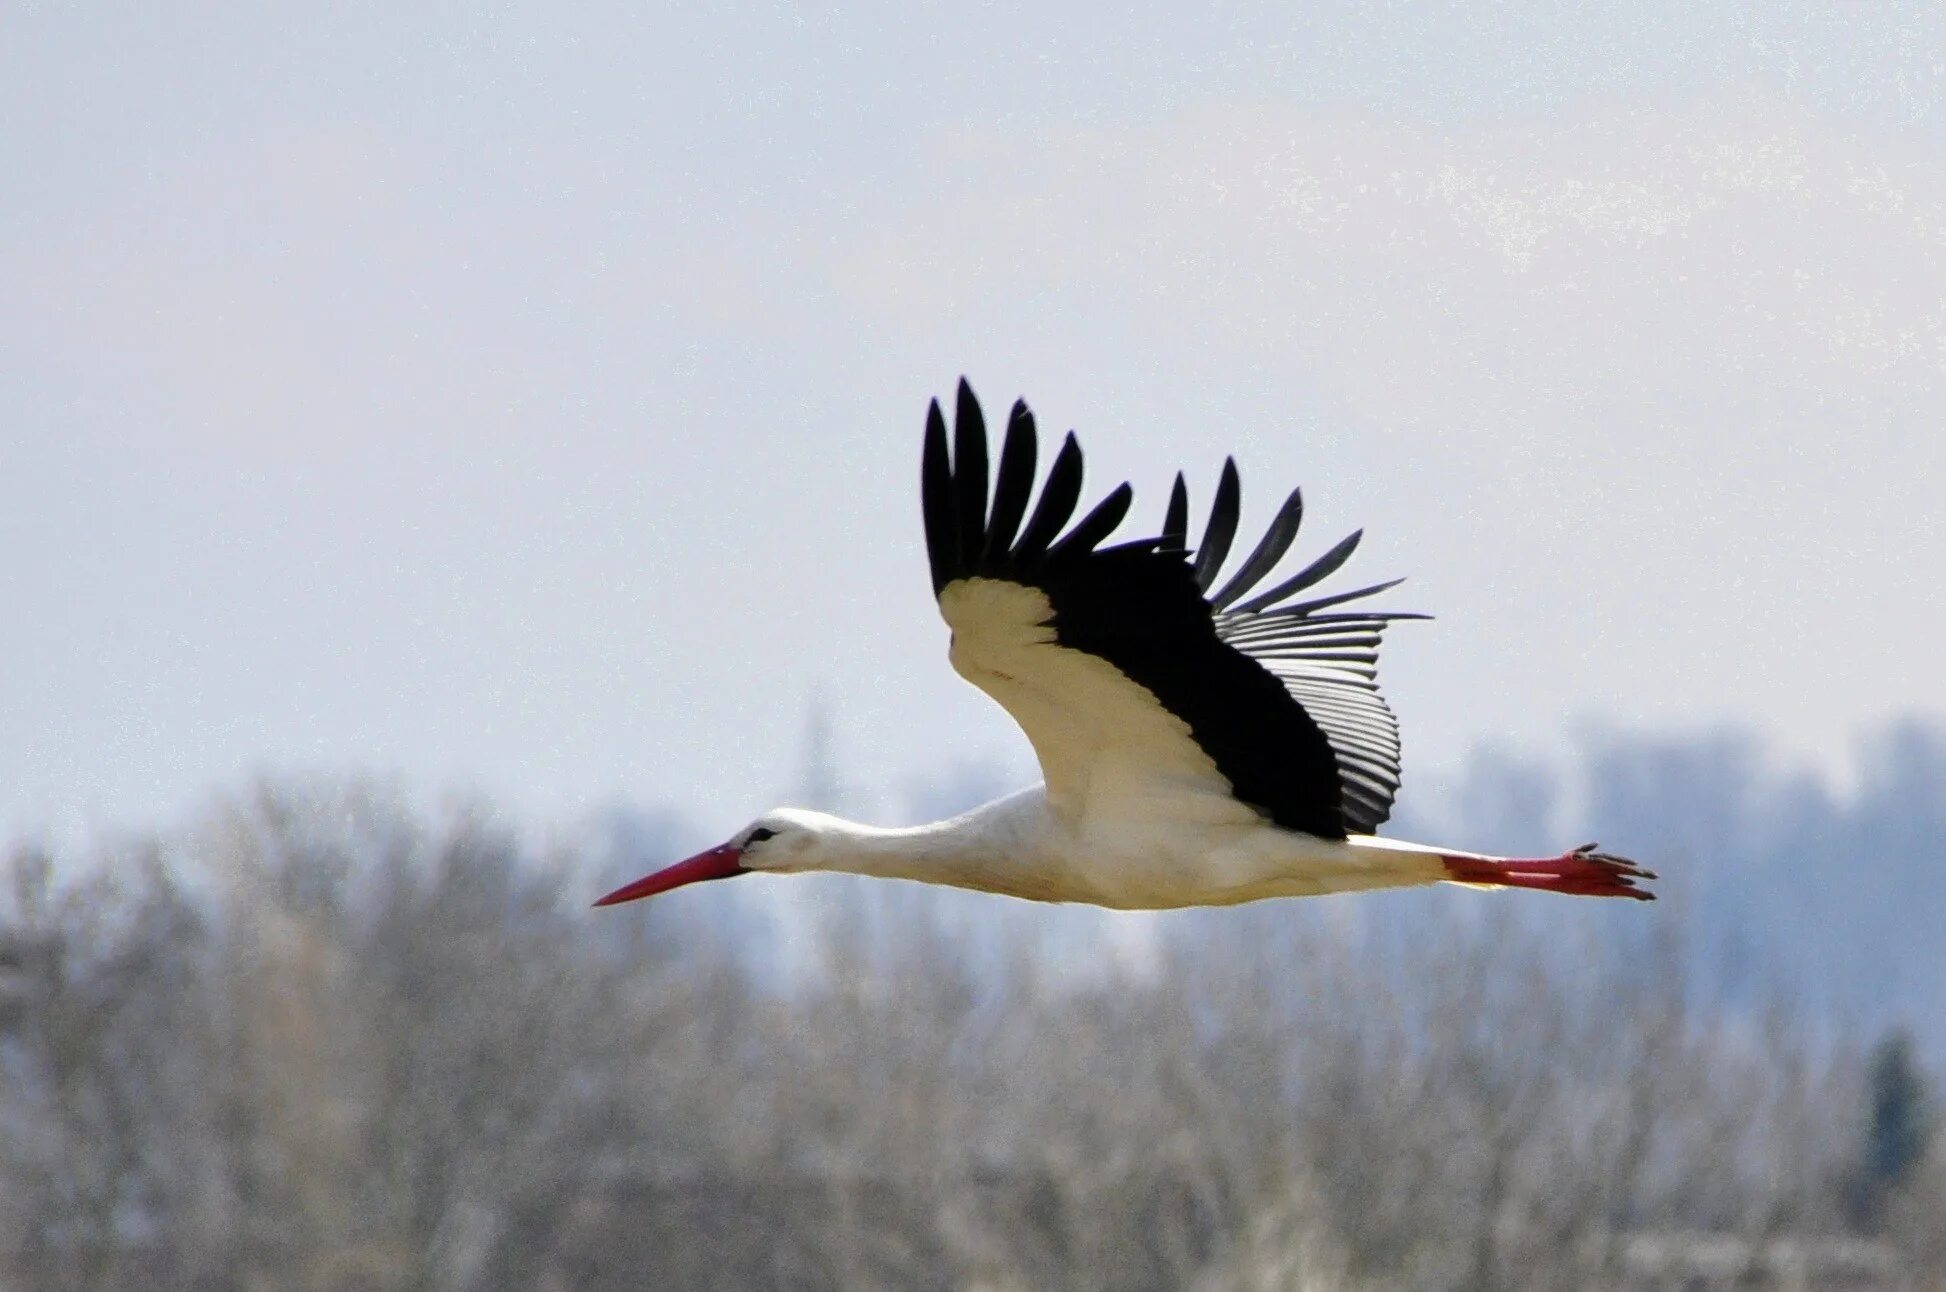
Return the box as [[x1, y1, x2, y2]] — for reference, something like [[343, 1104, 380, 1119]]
[[1, 775, 1940, 1289]]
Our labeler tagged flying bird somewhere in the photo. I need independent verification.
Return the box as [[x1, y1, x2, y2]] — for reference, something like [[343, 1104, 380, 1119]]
[[596, 382, 1653, 910]]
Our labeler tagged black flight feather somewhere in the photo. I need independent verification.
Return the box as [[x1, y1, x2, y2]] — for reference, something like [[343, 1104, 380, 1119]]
[[1264, 580, 1432, 622], [1191, 459, 1241, 592], [921, 400, 958, 595], [1209, 486, 1304, 611], [985, 401, 1038, 558], [1048, 483, 1134, 561], [1232, 528, 1365, 615], [1162, 474, 1189, 552], [953, 380, 989, 572], [1013, 432, 1084, 564]]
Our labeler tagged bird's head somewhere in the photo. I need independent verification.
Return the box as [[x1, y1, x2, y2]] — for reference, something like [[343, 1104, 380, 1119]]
[[592, 809, 831, 906]]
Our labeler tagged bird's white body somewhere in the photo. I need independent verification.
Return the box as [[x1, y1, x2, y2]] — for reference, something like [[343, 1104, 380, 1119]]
[[752, 791, 1451, 910]]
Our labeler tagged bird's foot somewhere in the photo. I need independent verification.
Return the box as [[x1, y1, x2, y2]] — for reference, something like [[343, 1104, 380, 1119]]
[[1443, 843, 1657, 901]]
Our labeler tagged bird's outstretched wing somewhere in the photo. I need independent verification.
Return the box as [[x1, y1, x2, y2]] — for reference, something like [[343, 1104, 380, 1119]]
[[923, 380, 1423, 839]]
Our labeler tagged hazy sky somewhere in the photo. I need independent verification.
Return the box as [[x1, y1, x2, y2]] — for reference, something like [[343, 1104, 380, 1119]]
[[5, 3, 1944, 842]]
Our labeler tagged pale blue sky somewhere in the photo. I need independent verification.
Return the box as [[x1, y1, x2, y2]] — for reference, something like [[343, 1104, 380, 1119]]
[[5, 3, 1944, 841]]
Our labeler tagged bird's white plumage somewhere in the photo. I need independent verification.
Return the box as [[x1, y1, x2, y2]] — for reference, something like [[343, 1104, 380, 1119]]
[[747, 789, 1450, 909]]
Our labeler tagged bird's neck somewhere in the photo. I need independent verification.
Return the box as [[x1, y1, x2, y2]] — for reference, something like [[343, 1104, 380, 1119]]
[[813, 819, 1001, 883], [802, 794, 1049, 898]]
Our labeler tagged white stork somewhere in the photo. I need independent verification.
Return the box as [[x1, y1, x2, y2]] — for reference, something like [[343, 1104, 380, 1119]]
[[596, 382, 1654, 910]]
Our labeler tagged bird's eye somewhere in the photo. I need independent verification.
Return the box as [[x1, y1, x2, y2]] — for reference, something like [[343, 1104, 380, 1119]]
[[745, 827, 777, 845]]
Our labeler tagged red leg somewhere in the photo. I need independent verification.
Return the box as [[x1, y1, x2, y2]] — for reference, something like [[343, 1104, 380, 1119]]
[[1443, 843, 1657, 901]]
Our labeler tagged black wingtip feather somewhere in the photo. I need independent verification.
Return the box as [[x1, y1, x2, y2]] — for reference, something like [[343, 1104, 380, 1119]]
[[984, 401, 1038, 558], [953, 380, 989, 571], [1049, 481, 1133, 560], [1162, 474, 1189, 551], [1268, 578, 1423, 621], [1210, 486, 1305, 611], [1014, 431, 1084, 564], [921, 399, 957, 594], [1192, 458, 1241, 592], [1232, 528, 1365, 615]]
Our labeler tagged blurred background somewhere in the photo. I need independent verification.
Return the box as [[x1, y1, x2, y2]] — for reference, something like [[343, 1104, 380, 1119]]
[[3, 3, 1944, 1288]]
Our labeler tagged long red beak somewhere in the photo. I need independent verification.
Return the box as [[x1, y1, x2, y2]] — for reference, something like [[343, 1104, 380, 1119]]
[[592, 842, 748, 907]]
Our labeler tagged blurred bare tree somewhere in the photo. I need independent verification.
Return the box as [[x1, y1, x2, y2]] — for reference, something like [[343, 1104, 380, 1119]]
[[0, 774, 1937, 1289]]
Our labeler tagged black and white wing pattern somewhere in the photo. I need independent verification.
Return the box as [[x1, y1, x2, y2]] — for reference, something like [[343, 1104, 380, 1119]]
[[1164, 462, 1422, 834], [922, 380, 1423, 840]]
